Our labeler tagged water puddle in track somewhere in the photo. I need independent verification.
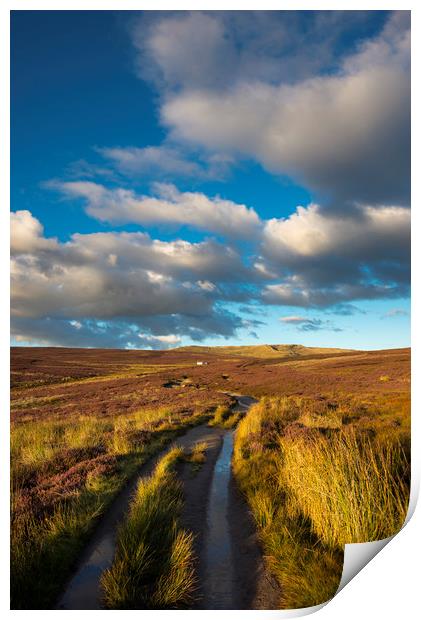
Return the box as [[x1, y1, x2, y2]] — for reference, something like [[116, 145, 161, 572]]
[[202, 430, 235, 609], [57, 534, 114, 609]]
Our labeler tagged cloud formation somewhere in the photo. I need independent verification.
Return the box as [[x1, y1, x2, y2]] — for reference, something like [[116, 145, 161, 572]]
[[154, 12, 410, 205], [11, 189, 410, 347], [261, 203, 410, 307], [97, 145, 233, 181], [279, 315, 343, 332], [11, 210, 259, 347], [47, 180, 260, 239], [10, 12, 410, 348], [135, 11, 391, 90]]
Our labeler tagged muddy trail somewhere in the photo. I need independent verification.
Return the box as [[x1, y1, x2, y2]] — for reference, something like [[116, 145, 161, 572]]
[[56, 396, 280, 610]]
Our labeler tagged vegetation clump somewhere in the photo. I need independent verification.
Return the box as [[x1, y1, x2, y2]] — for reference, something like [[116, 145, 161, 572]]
[[233, 395, 410, 608], [186, 441, 207, 469], [10, 406, 205, 609], [101, 448, 196, 609], [208, 404, 243, 428]]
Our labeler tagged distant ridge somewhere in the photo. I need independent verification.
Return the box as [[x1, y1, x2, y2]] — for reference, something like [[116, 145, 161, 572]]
[[175, 343, 355, 359]]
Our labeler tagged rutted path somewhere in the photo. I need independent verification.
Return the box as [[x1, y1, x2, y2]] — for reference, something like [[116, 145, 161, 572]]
[[57, 396, 280, 610], [179, 395, 280, 609], [56, 424, 224, 609]]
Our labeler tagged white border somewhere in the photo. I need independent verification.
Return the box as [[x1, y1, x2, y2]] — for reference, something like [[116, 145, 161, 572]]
[[1, 2, 418, 618]]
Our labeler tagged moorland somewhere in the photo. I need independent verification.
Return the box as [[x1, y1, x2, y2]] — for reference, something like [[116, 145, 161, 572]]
[[10, 344, 410, 609]]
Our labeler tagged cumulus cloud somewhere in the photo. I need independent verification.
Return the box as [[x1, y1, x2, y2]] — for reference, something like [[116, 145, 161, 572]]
[[11, 199, 410, 345], [263, 204, 409, 262], [259, 202, 410, 307], [159, 12, 409, 205], [10, 210, 258, 347], [12, 316, 182, 350], [10, 12, 411, 349], [47, 180, 261, 239], [11, 210, 57, 254], [11, 218, 254, 320], [135, 11, 392, 91]]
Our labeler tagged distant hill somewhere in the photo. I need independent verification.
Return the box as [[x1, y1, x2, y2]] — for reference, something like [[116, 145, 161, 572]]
[[175, 343, 355, 359]]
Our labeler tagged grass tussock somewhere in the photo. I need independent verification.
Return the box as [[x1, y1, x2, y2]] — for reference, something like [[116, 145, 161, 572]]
[[101, 447, 196, 609], [281, 430, 409, 547], [208, 404, 231, 427], [233, 394, 410, 609], [11, 406, 206, 609], [187, 442, 208, 465], [208, 404, 243, 429]]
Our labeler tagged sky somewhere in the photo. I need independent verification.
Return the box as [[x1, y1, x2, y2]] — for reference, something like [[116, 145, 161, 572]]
[[10, 10, 411, 350]]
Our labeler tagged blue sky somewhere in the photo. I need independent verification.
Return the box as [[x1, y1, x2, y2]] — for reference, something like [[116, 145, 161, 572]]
[[11, 10, 410, 350]]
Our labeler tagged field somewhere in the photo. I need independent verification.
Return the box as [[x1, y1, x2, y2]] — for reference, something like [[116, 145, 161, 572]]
[[10, 344, 410, 609]]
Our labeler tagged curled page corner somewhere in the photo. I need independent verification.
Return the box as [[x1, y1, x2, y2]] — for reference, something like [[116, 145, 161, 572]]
[[336, 477, 419, 596], [336, 535, 395, 594]]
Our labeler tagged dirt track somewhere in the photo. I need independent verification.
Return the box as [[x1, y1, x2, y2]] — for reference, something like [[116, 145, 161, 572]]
[[56, 397, 280, 610], [179, 427, 280, 609]]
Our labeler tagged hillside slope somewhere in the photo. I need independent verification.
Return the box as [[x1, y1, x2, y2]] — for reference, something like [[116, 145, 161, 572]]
[[176, 343, 355, 359]]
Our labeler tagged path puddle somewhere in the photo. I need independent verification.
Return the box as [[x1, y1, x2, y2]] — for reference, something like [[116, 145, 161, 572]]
[[202, 431, 235, 609], [57, 534, 114, 609]]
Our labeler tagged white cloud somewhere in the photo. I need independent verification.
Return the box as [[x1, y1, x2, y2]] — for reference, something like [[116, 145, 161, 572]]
[[47, 180, 261, 239], [97, 144, 233, 181], [136, 11, 393, 91], [11, 210, 57, 254], [259, 200, 410, 308], [10, 211, 256, 347], [263, 204, 410, 261], [138, 333, 181, 347], [133, 12, 235, 90], [263, 280, 407, 308], [381, 308, 409, 319], [280, 315, 308, 323], [160, 14, 410, 205]]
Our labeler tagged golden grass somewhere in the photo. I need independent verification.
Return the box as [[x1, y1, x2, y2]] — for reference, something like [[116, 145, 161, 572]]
[[207, 404, 243, 428], [11, 406, 177, 477], [232, 394, 410, 608], [208, 404, 231, 427], [101, 447, 196, 609], [10, 406, 206, 609], [281, 430, 409, 547], [188, 442, 208, 465]]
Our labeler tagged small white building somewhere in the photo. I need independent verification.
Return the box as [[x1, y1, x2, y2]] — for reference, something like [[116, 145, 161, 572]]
[[196, 361, 208, 366]]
